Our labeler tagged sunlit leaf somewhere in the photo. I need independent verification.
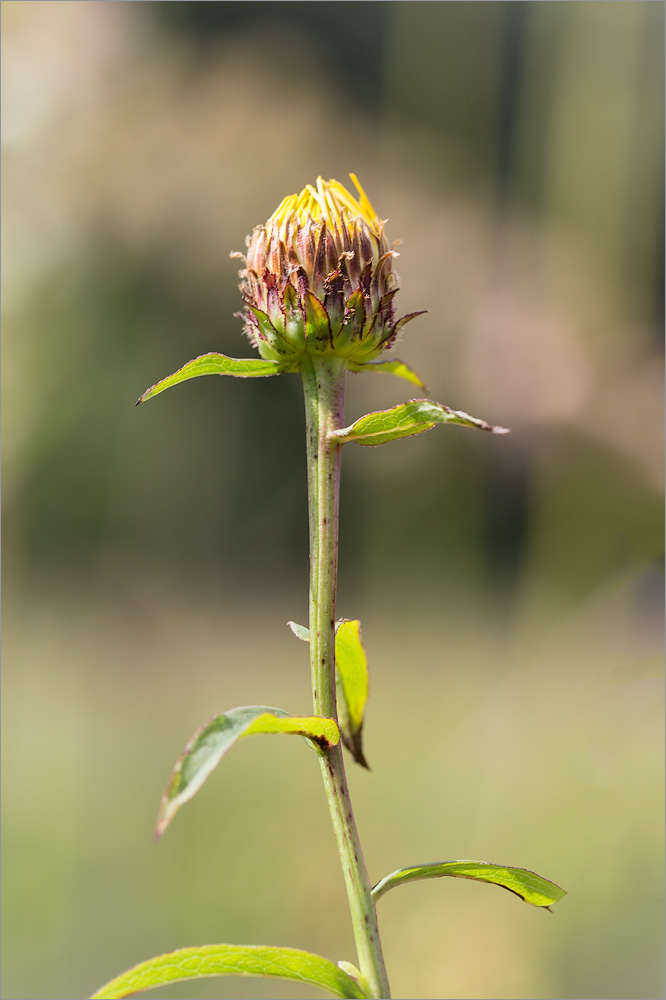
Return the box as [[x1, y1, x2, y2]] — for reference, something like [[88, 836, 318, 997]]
[[155, 706, 340, 840], [334, 620, 370, 769], [136, 353, 283, 404], [349, 358, 427, 391], [286, 620, 370, 768], [330, 399, 509, 446], [371, 861, 566, 910], [91, 944, 367, 999]]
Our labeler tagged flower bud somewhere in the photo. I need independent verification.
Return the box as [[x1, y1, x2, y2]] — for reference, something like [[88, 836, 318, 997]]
[[233, 175, 419, 365]]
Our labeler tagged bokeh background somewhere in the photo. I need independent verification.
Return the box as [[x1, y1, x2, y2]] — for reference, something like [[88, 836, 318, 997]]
[[2, 3, 664, 999]]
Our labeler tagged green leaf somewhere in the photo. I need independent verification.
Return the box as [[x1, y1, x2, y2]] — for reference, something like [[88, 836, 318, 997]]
[[136, 353, 283, 404], [155, 706, 340, 840], [91, 944, 367, 999], [334, 620, 370, 769], [371, 861, 567, 910], [287, 620, 311, 642], [286, 620, 370, 768], [348, 358, 427, 391], [330, 399, 510, 447]]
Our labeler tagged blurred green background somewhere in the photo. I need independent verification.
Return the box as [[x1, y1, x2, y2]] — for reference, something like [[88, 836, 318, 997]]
[[2, 2, 664, 999]]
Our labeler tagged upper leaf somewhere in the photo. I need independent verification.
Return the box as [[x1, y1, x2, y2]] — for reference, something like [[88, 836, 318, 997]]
[[155, 706, 340, 840], [334, 620, 370, 769], [91, 944, 367, 999], [330, 399, 509, 446], [136, 353, 283, 404], [371, 860, 567, 910], [348, 358, 427, 391]]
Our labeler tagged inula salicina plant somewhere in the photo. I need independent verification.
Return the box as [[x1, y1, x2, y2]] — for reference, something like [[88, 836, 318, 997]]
[[92, 176, 566, 1000]]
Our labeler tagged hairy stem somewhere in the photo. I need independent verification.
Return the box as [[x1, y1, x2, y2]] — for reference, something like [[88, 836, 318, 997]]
[[301, 354, 391, 1000]]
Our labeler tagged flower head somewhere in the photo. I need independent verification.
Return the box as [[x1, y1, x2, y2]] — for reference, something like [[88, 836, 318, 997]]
[[233, 175, 421, 365]]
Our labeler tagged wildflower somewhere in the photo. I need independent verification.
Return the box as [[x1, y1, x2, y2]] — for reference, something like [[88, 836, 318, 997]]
[[233, 175, 422, 365]]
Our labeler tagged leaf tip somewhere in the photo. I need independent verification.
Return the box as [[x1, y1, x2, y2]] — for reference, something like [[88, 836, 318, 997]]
[[136, 387, 154, 405], [342, 731, 371, 770], [492, 425, 511, 435], [153, 801, 173, 842], [287, 620, 310, 642]]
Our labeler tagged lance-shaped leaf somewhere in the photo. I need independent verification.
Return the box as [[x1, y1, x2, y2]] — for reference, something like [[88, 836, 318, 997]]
[[330, 399, 510, 447], [348, 358, 427, 391], [371, 861, 567, 910], [155, 706, 340, 840], [136, 352, 283, 404], [334, 620, 370, 769], [287, 620, 370, 768], [91, 944, 367, 999]]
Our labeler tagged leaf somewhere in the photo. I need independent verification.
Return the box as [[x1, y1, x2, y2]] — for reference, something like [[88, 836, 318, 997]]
[[371, 861, 567, 910], [286, 620, 370, 768], [90, 944, 367, 999], [330, 399, 510, 446], [348, 358, 427, 391], [136, 353, 283, 404], [287, 620, 311, 642], [334, 620, 370, 769], [155, 706, 340, 840]]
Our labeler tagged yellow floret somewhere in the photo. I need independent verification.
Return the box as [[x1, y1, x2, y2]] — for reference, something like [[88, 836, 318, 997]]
[[269, 175, 380, 235]]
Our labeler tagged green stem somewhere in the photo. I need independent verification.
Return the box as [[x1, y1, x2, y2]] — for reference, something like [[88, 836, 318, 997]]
[[301, 354, 391, 1000]]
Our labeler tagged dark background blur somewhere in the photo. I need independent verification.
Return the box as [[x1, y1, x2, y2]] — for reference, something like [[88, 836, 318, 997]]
[[2, 3, 664, 999]]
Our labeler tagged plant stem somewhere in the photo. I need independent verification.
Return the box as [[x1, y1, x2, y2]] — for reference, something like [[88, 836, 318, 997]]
[[301, 354, 391, 1000]]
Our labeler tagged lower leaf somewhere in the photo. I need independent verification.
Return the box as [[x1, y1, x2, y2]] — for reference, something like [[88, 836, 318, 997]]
[[91, 944, 367, 999], [155, 706, 340, 840], [371, 860, 566, 910]]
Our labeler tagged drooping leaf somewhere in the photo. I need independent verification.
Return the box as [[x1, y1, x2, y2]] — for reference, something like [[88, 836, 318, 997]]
[[330, 399, 510, 447], [91, 944, 367, 999], [348, 358, 427, 391], [136, 353, 283, 404], [155, 706, 340, 840], [371, 861, 566, 910], [286, 620, 370, 768], [334, 620, 370, 769]]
